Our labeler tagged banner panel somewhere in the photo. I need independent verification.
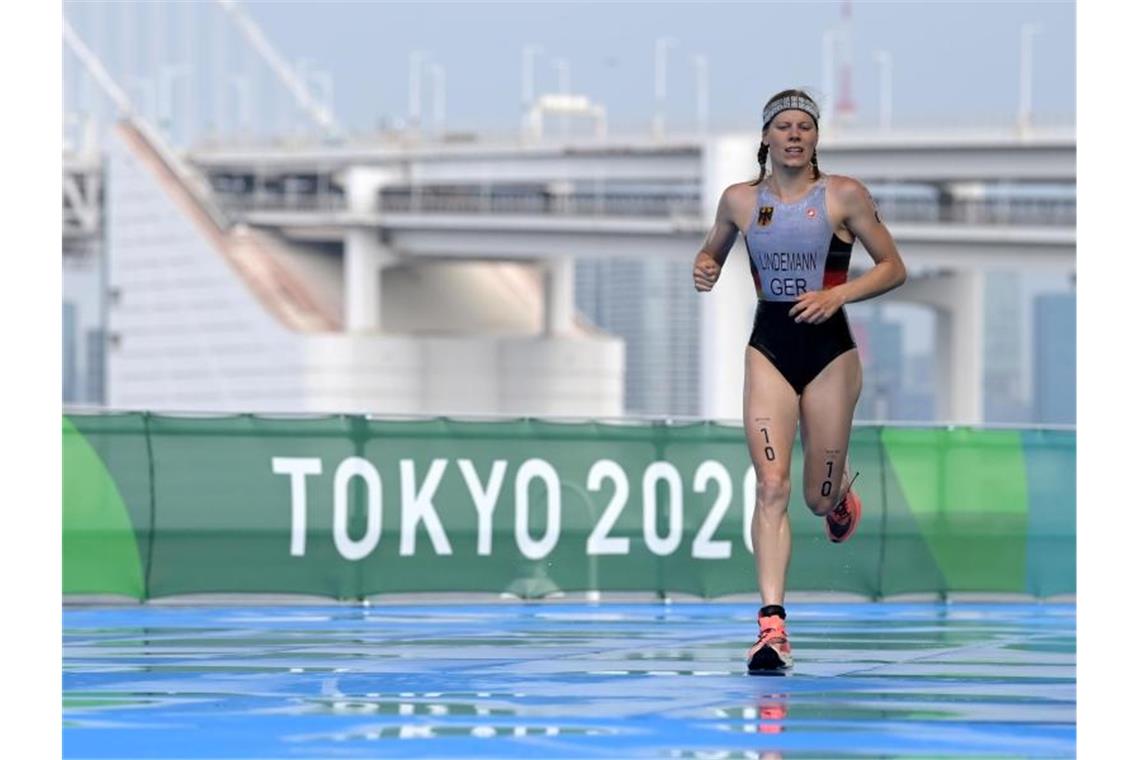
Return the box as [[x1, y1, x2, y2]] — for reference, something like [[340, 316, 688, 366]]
[[63, 413, 1075, 599]]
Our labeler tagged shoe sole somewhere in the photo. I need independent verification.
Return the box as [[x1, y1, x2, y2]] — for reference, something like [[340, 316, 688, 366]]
[[747, 645, 793, 674]]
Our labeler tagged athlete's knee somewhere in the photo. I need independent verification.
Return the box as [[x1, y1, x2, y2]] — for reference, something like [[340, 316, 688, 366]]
[[755, 474, 791, 514], [804, 489, 842, 516]]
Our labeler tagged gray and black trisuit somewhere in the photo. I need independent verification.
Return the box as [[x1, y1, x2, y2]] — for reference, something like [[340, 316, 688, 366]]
[[740, 177, 857, 394]]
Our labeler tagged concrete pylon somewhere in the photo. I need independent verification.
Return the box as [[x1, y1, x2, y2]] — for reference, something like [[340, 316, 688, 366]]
[[343, 167, 400, 332], [344, 230, 394, 332], [699, 135, 764, 422], [893, 270, 985, 423], [544, 257, 575, 336]]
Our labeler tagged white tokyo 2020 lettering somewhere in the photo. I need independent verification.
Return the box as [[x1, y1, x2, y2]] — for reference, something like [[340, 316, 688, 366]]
[[271, 456, 758, 561]]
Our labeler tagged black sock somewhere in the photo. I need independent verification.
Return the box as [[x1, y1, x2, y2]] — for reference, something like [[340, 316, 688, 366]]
[[760, 604, 786, 620]]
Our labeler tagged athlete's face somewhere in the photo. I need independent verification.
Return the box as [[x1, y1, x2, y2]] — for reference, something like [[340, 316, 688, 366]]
[[762, 109, 818, 170]]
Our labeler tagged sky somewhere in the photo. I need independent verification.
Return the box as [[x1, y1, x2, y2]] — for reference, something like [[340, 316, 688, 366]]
[[62, 0, 1076, 142]]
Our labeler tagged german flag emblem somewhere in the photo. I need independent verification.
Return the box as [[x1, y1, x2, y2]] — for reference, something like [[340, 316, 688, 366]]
[[758, 206, 774, 227]]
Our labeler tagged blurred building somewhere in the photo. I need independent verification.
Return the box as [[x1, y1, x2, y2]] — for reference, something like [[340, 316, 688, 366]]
[[984, 271, 1032, 423], [63, 146, 107, 406], [575, 259, 700, 417], [850, 306, 903, 422], [1033, 291, 1076, 424], [897, 353, 937, 421], [847, 305, 937, 423], [96, 121, 623, 416]]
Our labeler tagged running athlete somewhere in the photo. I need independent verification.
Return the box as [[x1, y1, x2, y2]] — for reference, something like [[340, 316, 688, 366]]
[[692, 89, 907, 673]]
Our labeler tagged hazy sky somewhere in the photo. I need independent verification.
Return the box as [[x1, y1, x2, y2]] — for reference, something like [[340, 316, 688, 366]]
[[63, 0, 1076, 140]]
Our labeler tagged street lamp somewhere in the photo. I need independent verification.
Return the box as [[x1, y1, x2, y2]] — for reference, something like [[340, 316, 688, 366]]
[[158, 64, 189, 139], [308, 70, 335, 125], [522, 44, 543, 109], [228, 74, 252, 135], [1018, 24, 1041, 133], [551, 57, 570, 95], [873, 50, 892, 130], [551, 57, 571, 138], [821, 29, 836, 125], [654, 36, 677, 137], [429, 63, 446, 136], [692, 53, 708, 134], [409, 50, 430, 131]]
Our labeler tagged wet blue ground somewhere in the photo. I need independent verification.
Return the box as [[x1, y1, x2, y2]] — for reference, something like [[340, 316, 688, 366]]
[[63, 602, 1075, 759]]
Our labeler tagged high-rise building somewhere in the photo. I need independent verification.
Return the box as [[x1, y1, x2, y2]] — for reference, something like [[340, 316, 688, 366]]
[[897, 353, 937, 421], [1033, 292, 1076, 424], [851, 307, 902, 421], [984, 271, 1030, 423], [576, 259, 700, 417], [63, 239, 106, 406]]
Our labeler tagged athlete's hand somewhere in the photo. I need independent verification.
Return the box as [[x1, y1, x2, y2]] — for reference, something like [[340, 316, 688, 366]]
[[693, 252, 722, 292], [790, 288, 847, 324]]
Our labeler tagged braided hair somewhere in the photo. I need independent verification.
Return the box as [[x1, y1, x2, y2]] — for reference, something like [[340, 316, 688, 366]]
[[749, 89, 822, 187]]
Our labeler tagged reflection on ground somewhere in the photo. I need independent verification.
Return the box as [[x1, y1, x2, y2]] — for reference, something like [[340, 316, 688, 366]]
[[63, 602, 1075, 758]]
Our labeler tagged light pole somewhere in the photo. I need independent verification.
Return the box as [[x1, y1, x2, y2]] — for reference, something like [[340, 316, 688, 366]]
[[308, 70, 335, 126], [1018, 24, 1040, 133], [131, 76, 157, 124], [522, 44, 543, 122], [654, 36, 676, 138], [181, 1, 194, 144], [158, 64, 189, 138], [692, 53, 708, 134], [228, 74, 252, 135], [821, 29, 837, 126], [874, 50, 892, 130], [552, 57, 570, 137], [429, 63, 446, 136], [552, 57, 570, 94], [294, 57, 315, 134], [409, 49, 430, 131]]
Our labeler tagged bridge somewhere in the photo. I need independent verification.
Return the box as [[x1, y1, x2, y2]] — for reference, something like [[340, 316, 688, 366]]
[[60, 14, 1074, 424], [180, 130, 1075, 422]]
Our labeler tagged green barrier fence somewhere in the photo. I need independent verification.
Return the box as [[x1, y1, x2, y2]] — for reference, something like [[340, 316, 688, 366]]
[[62, 412, 1075, 600]]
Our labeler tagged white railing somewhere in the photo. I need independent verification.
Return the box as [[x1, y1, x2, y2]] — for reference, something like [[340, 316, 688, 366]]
[[211, 185, 1076, 227]]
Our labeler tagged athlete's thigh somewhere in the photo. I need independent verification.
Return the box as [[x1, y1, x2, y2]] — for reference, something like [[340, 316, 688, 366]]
[[798, 348, 862, 504], [743, 346, 800, 483]]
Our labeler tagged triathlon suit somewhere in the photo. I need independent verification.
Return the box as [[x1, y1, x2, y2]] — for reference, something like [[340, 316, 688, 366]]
[[742, 177, 857, 394]]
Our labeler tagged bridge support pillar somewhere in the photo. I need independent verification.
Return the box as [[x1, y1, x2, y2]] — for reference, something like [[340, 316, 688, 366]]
[[343, 167, 401, 332], [544, 257, 575, 336], [344, 230, 395, 332], [699, 135, 765, 421], [894, 270, 985, 423]]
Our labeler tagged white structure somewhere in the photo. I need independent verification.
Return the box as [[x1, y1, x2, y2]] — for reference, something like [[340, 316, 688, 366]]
[[88, 124, 1077, 421], [104, 121, 622, 415]]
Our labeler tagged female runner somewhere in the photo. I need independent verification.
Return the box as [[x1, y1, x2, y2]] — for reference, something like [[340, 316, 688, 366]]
[[692, 89, 907, 673]]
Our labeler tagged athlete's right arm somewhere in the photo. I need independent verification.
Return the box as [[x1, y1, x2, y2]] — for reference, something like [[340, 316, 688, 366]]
[[693, 188, 741, 292]]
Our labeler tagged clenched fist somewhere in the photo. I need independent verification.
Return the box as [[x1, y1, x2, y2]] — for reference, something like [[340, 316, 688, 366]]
[[693, 251, 722, 292]]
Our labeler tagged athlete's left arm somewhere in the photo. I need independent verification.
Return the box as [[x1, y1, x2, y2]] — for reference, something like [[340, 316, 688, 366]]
[[790, 177, 907, 324]]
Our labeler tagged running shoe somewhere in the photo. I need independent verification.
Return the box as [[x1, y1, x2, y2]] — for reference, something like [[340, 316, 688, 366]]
[[746, 612, 793, 673], [825, 475, 862, 543]]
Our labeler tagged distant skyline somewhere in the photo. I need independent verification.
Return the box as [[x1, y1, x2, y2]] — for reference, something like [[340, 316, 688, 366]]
[[62, 1, 1075, 143]]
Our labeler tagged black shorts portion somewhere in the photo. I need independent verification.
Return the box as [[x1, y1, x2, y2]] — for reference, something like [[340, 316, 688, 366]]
[[747, 300, 857, 395]]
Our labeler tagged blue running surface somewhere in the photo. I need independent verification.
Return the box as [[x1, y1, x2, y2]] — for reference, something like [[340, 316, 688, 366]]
[[64, 602, 1075, 758]]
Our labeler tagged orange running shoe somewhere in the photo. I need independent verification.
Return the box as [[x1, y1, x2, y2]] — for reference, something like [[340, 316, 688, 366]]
[[746, 612, 793, 673], [825, 473, 862, 544]]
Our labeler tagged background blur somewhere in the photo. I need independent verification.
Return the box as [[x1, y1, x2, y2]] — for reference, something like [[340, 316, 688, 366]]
[[61, 0, 1076, 425]]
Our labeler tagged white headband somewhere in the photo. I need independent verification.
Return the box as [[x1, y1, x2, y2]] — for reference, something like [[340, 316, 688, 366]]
[[763, 95, 820, 126]]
